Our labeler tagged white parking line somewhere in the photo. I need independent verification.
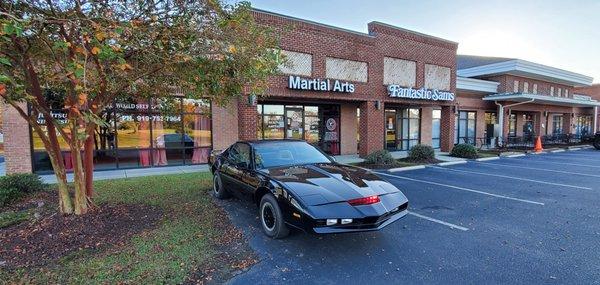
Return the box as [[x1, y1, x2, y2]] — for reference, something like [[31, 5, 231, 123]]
[[377, 172, 545, 206], [549, 151, 599, 157], [429, 166, 592, 190], [407, 211, 469, 231], [476, 162, 600, 178], [512, 158, 600, 169], [544, 155, 600, 163]]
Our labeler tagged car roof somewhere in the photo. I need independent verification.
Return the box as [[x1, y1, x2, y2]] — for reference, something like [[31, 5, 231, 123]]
[[240, 139, 305, 145]]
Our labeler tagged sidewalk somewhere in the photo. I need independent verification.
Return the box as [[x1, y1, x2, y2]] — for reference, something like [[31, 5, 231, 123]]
[[40, 164, 210, 184]]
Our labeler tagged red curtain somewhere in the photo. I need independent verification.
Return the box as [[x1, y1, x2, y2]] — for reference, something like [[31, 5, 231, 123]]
[[192, 109, 211, 164]]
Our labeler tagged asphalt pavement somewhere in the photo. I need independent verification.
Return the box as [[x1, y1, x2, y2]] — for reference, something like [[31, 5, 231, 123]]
[[220, 148, 600, 284]]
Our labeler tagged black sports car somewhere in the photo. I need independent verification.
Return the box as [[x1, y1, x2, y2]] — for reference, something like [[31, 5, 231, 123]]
[[209, 140, 408, 239]]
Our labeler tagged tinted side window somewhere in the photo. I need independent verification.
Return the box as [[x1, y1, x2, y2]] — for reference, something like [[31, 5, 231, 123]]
[[228, 143, 251, 166]]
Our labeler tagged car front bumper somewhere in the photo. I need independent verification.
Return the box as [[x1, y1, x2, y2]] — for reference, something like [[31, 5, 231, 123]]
[[311, 207, 408, 234]]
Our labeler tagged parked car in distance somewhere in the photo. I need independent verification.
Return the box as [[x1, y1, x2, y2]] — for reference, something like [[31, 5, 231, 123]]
[[209, 140, 409, 239], [155, 134, 195, 155]]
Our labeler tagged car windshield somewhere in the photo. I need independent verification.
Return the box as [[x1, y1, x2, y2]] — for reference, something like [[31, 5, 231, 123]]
[[253, 141, 332, 169]]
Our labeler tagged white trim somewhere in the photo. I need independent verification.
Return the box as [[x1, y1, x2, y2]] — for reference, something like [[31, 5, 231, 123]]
[[458, 59, 593, 87], [388, 165, 426, 172], [437, 161, 467, 166], [483, 93, 600, 107], [457, 77, 499, 93]]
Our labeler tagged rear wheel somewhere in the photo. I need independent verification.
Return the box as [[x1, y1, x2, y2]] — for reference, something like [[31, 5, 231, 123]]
[[259, 194, 289, 239], [594, 137, 600, 150], [213, 172, 230, 199]]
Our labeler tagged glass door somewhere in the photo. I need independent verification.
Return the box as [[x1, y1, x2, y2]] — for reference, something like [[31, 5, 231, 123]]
[[285, 107, 304, 139], [484, 112, 497, 146], [385, 109, 397, 150]]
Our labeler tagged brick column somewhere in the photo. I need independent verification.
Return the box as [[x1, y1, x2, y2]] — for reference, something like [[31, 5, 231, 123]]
[[534, 111, 543, 136], [237, 98, 258, 141], [420, 106, 432, 146], [515, 112, 524, 136], [440, 105, 455, 152], [358, 101, 384, 157], [340, 104, 358, 155], [3, 102, 32, 174], [563, 113, 573, 135], [212, 99, 239, 151], [476, 111, 486, 144]]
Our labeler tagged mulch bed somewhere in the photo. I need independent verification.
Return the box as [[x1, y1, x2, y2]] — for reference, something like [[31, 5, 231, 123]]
[[398, 157, 442, 164], [355, 158, 442, 170], [0, 197, 163, 269]]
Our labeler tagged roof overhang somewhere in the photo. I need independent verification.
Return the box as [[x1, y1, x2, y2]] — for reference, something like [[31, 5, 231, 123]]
[[457, 59, 594, 87], [457, 77, 499, 93], [483, 93, 600, 107]]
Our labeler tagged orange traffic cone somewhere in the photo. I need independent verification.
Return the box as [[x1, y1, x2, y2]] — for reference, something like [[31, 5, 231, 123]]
[[534, 136, 543, 153]]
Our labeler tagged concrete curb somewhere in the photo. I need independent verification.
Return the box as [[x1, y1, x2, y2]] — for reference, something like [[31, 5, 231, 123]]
[[506, 154, 526, 158], [437, 161, 467, 166], [475, 156, 500, 161], [389, 165, 426, 172], [550, 149, 566, 153], [567, 147, 581, 151]]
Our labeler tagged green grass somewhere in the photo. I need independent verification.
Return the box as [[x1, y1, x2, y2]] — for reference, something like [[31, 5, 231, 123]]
[[477, 150, 501, 158], [0, 172, 246, 284]]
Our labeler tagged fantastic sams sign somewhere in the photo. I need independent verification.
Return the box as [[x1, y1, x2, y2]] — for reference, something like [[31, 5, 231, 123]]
[[387, 85, 455, 101], [288, 75, 355, 93]]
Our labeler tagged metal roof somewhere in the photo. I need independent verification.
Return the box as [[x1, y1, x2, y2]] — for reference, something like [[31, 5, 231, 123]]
[[482, 93, 600, 107], [457, 55, 516, 70]]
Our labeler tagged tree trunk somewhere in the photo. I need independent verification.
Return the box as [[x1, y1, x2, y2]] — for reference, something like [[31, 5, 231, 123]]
[[46, 148, 73, 214], [84, 131, 94, 198], [71, 145, 89, 215]]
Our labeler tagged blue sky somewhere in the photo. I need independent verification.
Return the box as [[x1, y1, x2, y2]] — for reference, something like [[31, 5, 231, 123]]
[[241, 0, 600, 83]]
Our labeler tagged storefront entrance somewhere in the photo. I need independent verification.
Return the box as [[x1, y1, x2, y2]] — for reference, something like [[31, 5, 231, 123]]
[[257, 103, 340, 155], [385, 108, 421, 151]]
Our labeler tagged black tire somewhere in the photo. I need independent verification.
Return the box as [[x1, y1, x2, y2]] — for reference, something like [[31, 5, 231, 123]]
[[212, 172, 230, 199], [259, 194, 289, 239], [594, 139, 600, 150]]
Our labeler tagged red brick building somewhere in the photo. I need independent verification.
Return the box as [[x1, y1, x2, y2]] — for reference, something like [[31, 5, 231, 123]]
[[2, 9, 598, 174]]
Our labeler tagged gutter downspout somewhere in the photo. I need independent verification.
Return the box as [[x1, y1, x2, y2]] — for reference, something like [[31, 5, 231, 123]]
[[495, 99, 535, 147]]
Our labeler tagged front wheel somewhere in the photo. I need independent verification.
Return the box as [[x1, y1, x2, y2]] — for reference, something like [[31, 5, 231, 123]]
[[213, 172, 231, 199], [259, 194, 289, 239], [594, 138, 600, 150]]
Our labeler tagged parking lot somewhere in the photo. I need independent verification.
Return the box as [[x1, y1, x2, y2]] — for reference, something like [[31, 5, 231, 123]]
[[222, 148, 600, 284]]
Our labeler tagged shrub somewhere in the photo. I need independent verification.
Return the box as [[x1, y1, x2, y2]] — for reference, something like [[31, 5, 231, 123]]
[[0, 173, 45, 207], [0, 173, 45, 194], [408, 144, 435, 161], [0, 187, 22, 207], [364, 149, 396, 165], [450, 144, 479, 159]]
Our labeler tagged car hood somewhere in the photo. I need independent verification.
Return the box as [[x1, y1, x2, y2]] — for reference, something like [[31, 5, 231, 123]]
[[260, 163, 401, 206]]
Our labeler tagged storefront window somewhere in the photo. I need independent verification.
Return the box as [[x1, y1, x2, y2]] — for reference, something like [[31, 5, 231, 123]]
[[31, 97, 213, 173], [522, 114, 534, 137], [457, 111, 476, 145], [386, 108, 420, 151], [576, 115, 593, 136], [431, 109, 441, 149], [552, 115, 563, 135], [257, 103, 340, 155]]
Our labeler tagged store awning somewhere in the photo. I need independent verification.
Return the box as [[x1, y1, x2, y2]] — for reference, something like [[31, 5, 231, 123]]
[[482, 93, 600, 107]]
